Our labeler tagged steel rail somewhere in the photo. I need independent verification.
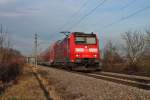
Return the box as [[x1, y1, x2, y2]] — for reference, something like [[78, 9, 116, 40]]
[[85, 72, 150, 90], [40, 65, 150, 90]]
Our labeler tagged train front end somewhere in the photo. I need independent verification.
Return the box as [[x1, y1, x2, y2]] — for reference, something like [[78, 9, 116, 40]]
[[69, 32, 101, 71]]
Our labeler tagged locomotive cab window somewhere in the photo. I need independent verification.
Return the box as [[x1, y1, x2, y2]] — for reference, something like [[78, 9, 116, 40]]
[[86, 37, 96, 44], [75, 37, 86, 44], [75, 36, 96, 44]]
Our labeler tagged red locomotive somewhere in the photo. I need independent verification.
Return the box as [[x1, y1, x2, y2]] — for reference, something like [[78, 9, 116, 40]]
[[41, 32, 101, 71]]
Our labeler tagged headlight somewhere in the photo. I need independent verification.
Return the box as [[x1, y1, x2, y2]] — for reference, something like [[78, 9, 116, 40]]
[[89, 48, 98, 52], [94, 54, 97, 57], [76, 54, 80, 57], [75, 48, 84, 52]]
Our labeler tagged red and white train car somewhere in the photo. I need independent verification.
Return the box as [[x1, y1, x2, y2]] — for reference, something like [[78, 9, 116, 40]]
[[47, 32, 101, 70]]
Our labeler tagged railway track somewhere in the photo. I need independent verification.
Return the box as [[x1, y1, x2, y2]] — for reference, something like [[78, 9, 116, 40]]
[[84, 72, 150, 90], [40, 65, 150, 90]]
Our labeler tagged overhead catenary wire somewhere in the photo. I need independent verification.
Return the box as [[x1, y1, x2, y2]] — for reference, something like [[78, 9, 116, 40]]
[[104, 0, 138, 28], [59, 0, 90, 31], [96, 0, 141, 31], [103, 5, 150, 29], [67, 0, 107, 30], [121, 0, 137, 10]]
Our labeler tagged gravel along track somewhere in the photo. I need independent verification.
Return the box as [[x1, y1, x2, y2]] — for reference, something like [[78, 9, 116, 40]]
[[85, 72, 150, 90], [97, 72, 150, 83], [38, 66, 150, 100]]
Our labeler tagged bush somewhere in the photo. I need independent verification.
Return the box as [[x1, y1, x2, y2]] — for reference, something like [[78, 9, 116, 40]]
[[0, 62, 23, 83]]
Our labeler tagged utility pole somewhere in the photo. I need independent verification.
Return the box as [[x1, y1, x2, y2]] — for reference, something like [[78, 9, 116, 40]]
[[34, 33, 38, 67]]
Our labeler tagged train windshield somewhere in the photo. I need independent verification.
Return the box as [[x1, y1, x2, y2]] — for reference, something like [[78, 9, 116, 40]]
[[75, 36, 96, 44]]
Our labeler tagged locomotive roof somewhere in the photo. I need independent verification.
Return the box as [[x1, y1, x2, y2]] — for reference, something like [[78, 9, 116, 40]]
[[73, 32, 96, 37]]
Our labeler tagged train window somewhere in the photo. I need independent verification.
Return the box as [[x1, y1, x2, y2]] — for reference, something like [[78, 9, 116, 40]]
[[75, 37, 86, 44], [86, 37, 96, 44], [75, 36, 96, 44]]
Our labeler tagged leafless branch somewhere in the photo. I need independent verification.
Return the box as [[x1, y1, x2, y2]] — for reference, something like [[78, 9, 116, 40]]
[[122, 31, 145, 66], [103, 40, 123, 65]]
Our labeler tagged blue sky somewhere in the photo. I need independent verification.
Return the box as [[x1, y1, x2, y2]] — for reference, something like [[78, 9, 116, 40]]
[[0, 0, 150, 55]]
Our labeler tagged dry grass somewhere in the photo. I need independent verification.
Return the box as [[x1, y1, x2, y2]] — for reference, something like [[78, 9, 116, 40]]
[[0, 65, 46, 100], [102, 61, 150, 77], [0, 64, 64, 100]]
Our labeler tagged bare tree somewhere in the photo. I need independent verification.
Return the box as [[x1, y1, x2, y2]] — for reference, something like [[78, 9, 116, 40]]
[[122, 31, 145, 67], [103, 40, 123, 67], [0, 26, 4, 63], [144, 29, 150, 59], [146, 30, 150, 43], [0, 25, 24, 84], [0, 25, 11, 63]]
